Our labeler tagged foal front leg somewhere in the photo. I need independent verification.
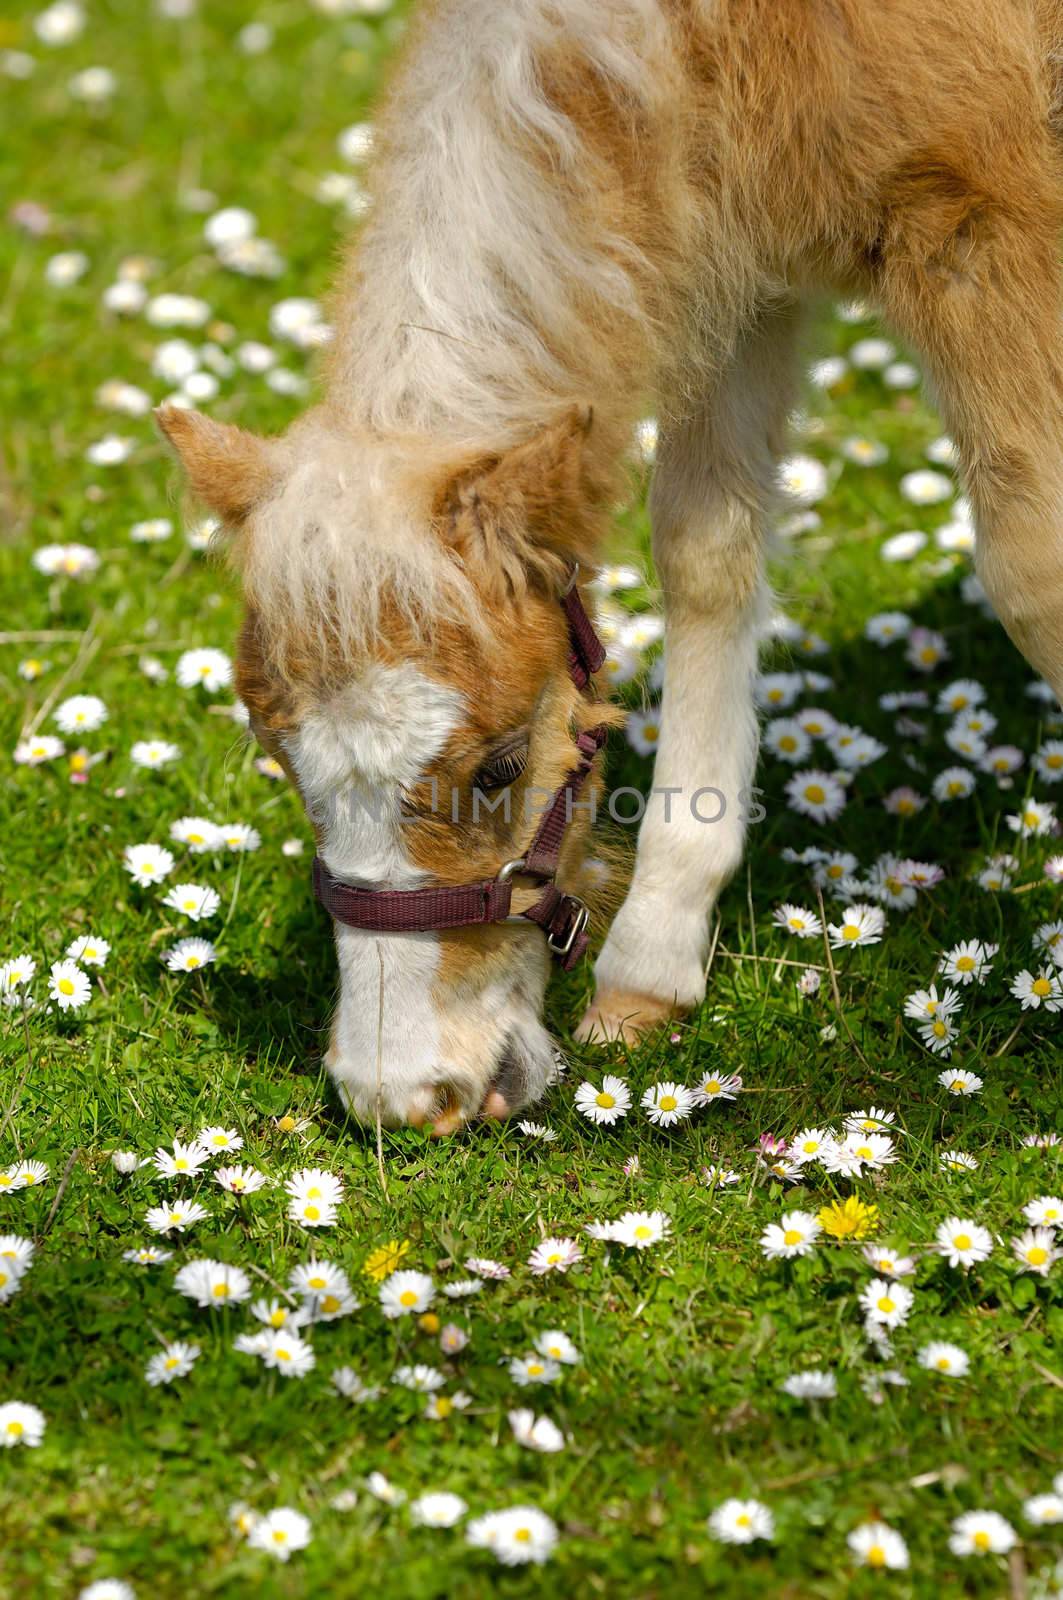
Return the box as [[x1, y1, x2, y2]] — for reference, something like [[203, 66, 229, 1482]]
[[580, 306, 801, 1040]]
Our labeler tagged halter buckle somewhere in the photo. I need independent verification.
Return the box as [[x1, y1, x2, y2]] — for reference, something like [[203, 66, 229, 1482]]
[[546, 897, 590, 959]]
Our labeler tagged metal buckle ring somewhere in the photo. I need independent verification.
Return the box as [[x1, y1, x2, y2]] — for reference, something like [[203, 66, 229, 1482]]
[[560, 561, 580, 596], [547, 900, 589, 958], [496, 857, 528, 884]]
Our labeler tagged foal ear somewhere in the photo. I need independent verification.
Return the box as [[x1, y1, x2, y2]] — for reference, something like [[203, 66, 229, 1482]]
[[156, 406, 276, 525], [438, 405, 603, 588]]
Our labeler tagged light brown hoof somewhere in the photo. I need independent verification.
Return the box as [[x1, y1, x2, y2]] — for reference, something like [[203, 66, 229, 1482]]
[[575, 987, 680, 1044]]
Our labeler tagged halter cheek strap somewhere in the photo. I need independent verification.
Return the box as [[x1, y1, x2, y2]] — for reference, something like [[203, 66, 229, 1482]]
[[311, 573, 609, 970]]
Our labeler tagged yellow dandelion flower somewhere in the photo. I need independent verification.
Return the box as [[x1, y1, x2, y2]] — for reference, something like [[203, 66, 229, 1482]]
[[363, 1238, 412, 1282], [818, 1195, 879, 1239]]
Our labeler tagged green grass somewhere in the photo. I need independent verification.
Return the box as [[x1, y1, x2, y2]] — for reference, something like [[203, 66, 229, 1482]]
[[2, 3, 1062, 1596]]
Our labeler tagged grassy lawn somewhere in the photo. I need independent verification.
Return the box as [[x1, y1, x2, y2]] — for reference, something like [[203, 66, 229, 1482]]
[[2, 2, 1062, 1596]]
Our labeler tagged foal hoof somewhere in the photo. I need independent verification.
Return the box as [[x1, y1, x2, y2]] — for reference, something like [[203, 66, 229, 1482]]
[[575, 988, 678, 1044]]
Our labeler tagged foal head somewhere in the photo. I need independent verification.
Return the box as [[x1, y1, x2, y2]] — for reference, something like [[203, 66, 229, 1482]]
[[159, 402, 613, 1132]]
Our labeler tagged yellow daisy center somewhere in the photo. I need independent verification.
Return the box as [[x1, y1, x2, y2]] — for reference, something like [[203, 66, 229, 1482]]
[[596, 1091, 615, 1109], [843, 925, 860, 940], [321, 1295, 340, 1313], [877, 1296, 895, 1314], [735, 1514, 751, 1529], [805, 785, 826, 804], [1027, 1246, 1048, 1266], [783, 1229, 802, 1246], [212, 1282, 229, 1298], [704, 1080, 720, 1095], [1032, 977, 1052, 997], [659, 1095, 677, 1112], [956, 955, 974, 971], [269, 1309, 286, 1327], [936, 1357, 951, 1370], [399, 1290, 418, 1307], [303, 1205, 320, 1221], [7, 1421, 24, 1436], [953, 1234, 971, 1251], [973, 1531, 990, 1552], [634, 1225, 652, 1240], [514, 1528, 532, 1543], [434, 1397, 452, 1417], [58, 978, 75, 996], [867, 1545, 886, 1567]]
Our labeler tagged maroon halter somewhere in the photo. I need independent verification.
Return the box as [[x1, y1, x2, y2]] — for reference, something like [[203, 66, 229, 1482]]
[[311, 574, 609, 970]]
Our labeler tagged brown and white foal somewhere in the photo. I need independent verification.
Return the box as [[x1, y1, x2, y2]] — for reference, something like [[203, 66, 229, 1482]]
[[160, 0, 1063, 1131]]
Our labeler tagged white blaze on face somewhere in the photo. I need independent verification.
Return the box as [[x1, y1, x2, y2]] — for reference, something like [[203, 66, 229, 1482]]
[[286, 662, 465, 1123]]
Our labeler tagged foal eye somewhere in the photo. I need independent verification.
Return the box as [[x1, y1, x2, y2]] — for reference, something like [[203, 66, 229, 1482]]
[[475, 730, 529, 790]]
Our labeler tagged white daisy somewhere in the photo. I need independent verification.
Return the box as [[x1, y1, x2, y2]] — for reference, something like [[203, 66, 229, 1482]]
[[170, 816, 223, 852], [948, 1510, 1016, 1557], [145, 1340, 200, 1386], [48, 959, 91, 1010], [411, 1491, 468, 1527], [785, 769, 847, 823], [508, 1408, 565, 1452], [175, 647, 232, 692], [174, 1258, 251, 1307], [123, 843, 175, 886], [246, 1507, 312, 1561], [163, 938, 217, 973], [772, 904, 822, 938], [1023, 1196, 1063, 1228], [780, 1370, 836, 1400], [0, 1401, 46, 1448], [610, 1210, 671, 1249], [465, 1506, 558, 1566], [379, 1270, 435, 1318], [939, 940, 997, 985], [692, 1070, 742, 1107], [509, 1354, 561, 1386], [527, 1237, 583, 1275], [1012, 1227, 1059, 1275], [162, 883, 221, 922], [259, 1329, 316, 1377], [65, 935, 110, 967], [859, 1279, 914, 1328], [573, 1075, 631, 1125], [707, 1498, 774, 1544], [1011, 969, 1063, 1011], [760, 1210, 821, 1260], [847, 1522, 909, 1569], [827, 904, 886, 950], [54, 694, 107, 734], [146, 1200, 209, 1234], [640, 1081, 696, 1126], [917, 1341, 970, 1377]]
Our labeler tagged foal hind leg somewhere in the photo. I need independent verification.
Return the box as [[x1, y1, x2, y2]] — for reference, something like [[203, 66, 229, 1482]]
[[878, 155, 1063, 698], [579, 302, 802, 1041]]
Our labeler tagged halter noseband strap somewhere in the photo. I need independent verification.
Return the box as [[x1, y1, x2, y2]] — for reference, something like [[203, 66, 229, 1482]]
[[311, 572, 609, 971]]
